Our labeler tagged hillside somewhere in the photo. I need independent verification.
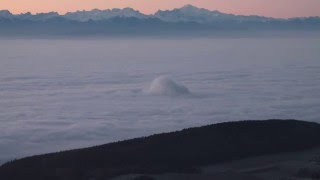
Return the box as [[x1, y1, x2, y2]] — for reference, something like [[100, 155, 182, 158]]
[[1, 120, 320, 180]]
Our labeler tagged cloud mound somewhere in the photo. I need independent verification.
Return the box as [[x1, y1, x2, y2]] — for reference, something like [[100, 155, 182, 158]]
[[147, 76, 190, 96]]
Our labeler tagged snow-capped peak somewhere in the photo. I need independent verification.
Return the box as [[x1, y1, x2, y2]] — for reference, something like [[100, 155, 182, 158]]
[[0, 10, 13, 18], [16, 12, 59, 21], [154, 5, 226, 23], [63, 8, 149, 22]]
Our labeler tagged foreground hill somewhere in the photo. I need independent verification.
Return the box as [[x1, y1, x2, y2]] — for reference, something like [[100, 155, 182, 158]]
[[1, 120, 320, 180]]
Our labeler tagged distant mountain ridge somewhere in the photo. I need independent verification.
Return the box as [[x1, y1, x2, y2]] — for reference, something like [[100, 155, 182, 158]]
[[1, 5, 318, 23], [0, 5, 319, 36], [64, 8, 149, 22], [154, 5, 273, 23]]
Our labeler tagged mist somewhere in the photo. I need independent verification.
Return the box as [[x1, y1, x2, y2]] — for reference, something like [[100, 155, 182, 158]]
[[0, 36, 319, 164]]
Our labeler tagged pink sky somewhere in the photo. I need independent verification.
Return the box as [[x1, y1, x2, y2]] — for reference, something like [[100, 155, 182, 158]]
[[1, 0, 320, 18]]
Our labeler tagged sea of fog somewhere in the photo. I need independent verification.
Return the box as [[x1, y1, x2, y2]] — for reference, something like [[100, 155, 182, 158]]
[[0, 37, 319, 164]]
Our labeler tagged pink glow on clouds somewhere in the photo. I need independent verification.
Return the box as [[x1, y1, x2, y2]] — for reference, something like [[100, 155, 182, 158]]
[[0, 0, 320, 18]]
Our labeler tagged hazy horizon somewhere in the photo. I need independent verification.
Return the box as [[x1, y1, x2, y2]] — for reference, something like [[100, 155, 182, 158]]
[[1, 4, 320, 19], [1, 1, 320, 18], [1, 0, 320, 168]]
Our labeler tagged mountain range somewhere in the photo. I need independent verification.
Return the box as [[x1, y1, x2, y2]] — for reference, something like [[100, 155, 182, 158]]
[[0, 5, 319, 36]]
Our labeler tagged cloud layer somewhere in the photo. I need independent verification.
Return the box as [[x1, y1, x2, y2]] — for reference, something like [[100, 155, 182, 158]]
[[147, 76, 190, 96], [0, 37, 319, 164]]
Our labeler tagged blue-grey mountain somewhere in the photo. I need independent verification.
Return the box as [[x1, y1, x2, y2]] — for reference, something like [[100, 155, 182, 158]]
[[0, 5, 319, 36]]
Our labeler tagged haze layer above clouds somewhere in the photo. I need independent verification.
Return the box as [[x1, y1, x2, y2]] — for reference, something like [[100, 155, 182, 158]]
[[0, 37, 320, 164]]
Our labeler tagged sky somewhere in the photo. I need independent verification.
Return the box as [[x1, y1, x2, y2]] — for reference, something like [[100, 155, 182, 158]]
[[0, 0, 320, 18]]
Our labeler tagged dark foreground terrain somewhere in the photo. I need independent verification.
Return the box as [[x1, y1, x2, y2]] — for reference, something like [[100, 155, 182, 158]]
[[1, 120, 320, 180]]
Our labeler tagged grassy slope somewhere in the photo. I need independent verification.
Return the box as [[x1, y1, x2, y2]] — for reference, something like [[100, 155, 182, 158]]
[[1, 119, 320, 180]]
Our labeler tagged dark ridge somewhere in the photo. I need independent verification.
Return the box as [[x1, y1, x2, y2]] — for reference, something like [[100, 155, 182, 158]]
[[1, 119, 320, 180]]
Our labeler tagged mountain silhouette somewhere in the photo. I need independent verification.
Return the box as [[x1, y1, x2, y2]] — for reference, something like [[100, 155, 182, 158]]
[[0, 5, 319, 36]]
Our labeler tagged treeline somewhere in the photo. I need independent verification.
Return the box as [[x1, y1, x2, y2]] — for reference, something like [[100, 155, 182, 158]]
[[1, 119, 320, 180]]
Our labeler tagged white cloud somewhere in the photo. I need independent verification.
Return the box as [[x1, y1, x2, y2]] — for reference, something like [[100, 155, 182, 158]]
[[147, 76, 190, 96]]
